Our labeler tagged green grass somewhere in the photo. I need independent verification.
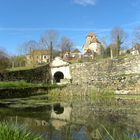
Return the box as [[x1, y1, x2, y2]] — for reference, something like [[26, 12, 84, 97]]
[[90, 88, 115, 102], [0, 81, 39, 88], [96, 125, 140, 140], [8, 66, 36, 72], [8, 64, 45, 72], [0, 122, 43, 140], [0, 80, 65, 89], [8, 63, 49, 72]]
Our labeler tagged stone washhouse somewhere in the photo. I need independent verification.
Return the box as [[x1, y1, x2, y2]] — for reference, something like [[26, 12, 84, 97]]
[[50, 57, 72, 84]]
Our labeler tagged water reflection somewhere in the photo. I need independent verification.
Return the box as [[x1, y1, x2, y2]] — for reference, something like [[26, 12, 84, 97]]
[[0, 97, 140, 140], [51, 103, 72, 122]]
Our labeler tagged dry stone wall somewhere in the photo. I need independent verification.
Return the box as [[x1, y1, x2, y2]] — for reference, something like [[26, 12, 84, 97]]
[[70, 55, 140, 94]]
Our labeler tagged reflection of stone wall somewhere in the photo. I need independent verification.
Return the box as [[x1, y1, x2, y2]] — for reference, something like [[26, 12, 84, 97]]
[[70, 55, 140, 94], [51, 106, 72, 121], [0, 87, 49, 99]]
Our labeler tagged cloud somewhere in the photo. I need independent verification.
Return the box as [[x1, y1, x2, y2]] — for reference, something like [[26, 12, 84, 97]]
[[74, 0, 96, 6], [0, 27, 110, 32], [0, 27, 45, 32]]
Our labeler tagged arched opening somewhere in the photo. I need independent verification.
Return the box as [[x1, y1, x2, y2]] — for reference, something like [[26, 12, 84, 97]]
[[54, 71, 64, 83], [53, 103, 64, 114]]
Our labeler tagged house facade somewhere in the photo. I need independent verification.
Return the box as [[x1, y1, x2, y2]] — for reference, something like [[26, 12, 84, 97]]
[[71, 49, 81, 59], [129, 44, 140, 55], [26, 50, 50, 65]]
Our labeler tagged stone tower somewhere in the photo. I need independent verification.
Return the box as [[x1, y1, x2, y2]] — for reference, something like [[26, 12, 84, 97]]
[[83, 32, 101, 56]]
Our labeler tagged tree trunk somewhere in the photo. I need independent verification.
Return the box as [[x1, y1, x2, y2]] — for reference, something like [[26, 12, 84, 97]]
[[110, 47, 113, 59]]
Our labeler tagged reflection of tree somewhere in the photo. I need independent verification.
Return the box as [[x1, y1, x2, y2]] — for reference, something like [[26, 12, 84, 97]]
[[85, 112, 129, 139], [0, 98, 139, 140]]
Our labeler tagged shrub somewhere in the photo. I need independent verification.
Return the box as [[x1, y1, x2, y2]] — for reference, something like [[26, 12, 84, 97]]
[[90, 87, 115, 105], [0, 122, 43, 140], [0, 80, 35, 88], [0, 49, 10, 72]]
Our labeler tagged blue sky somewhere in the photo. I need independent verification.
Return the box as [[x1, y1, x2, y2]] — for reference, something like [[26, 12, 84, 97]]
[[0, 0, 140, 55]]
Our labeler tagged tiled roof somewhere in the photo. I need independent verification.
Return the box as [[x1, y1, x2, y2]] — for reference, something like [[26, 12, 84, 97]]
[[129, 44, 140, 51], [72, 49, 80, 53], [31, 50, 48, 55], [87, 32, 95, 37]]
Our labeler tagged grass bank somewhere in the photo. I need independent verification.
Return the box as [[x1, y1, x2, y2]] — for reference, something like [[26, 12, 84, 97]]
[[0, 122, 43, 140], [8, 64, 48, 72], [0, 80, 65, 89], [0, 81, 39, 88], [0, 81, 66, 99]]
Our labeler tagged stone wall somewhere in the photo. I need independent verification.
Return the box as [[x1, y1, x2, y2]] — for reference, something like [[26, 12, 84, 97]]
[[0, 65, 51, 83], [70, 55, 140, 94], [0, 87, 49, 99]]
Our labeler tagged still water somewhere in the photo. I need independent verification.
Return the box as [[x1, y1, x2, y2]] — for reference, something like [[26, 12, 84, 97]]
[[0, 94, 140, 140]]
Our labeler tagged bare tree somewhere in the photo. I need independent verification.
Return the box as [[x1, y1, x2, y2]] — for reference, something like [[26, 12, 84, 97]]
[[18, 40, 39, 55], [108, 44, 117, 59], [100, 36, 108, 48], [59, 37, 73, 58], [0, 49, 9, 71], [111, 27, 127, 56], [40, 30, 59, 62], [133, 26, 140, 43], [10, 55, 26, 68]]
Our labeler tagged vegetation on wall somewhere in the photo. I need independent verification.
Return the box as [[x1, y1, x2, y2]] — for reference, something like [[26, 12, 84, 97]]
[[0, 64, 50, 84]]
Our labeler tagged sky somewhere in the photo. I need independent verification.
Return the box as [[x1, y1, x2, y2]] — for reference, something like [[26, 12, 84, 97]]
[[0, 0, 140, 55]]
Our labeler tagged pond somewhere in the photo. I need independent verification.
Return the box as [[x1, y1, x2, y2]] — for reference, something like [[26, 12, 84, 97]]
[[0, 93, 140, 140]]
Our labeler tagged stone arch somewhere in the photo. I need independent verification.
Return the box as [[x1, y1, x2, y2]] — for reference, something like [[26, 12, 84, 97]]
[[53, 71, 64, 83], [53, 103, 64, 114]]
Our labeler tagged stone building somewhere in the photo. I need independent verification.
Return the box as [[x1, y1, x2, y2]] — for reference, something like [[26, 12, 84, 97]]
[[26, 50, 50, 66], [63, 48, 81, 61], [83, 32, 101, 57], [51, 57, 71, 84], [71, 49, 81, 59], [129, 44, 140, 55]]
